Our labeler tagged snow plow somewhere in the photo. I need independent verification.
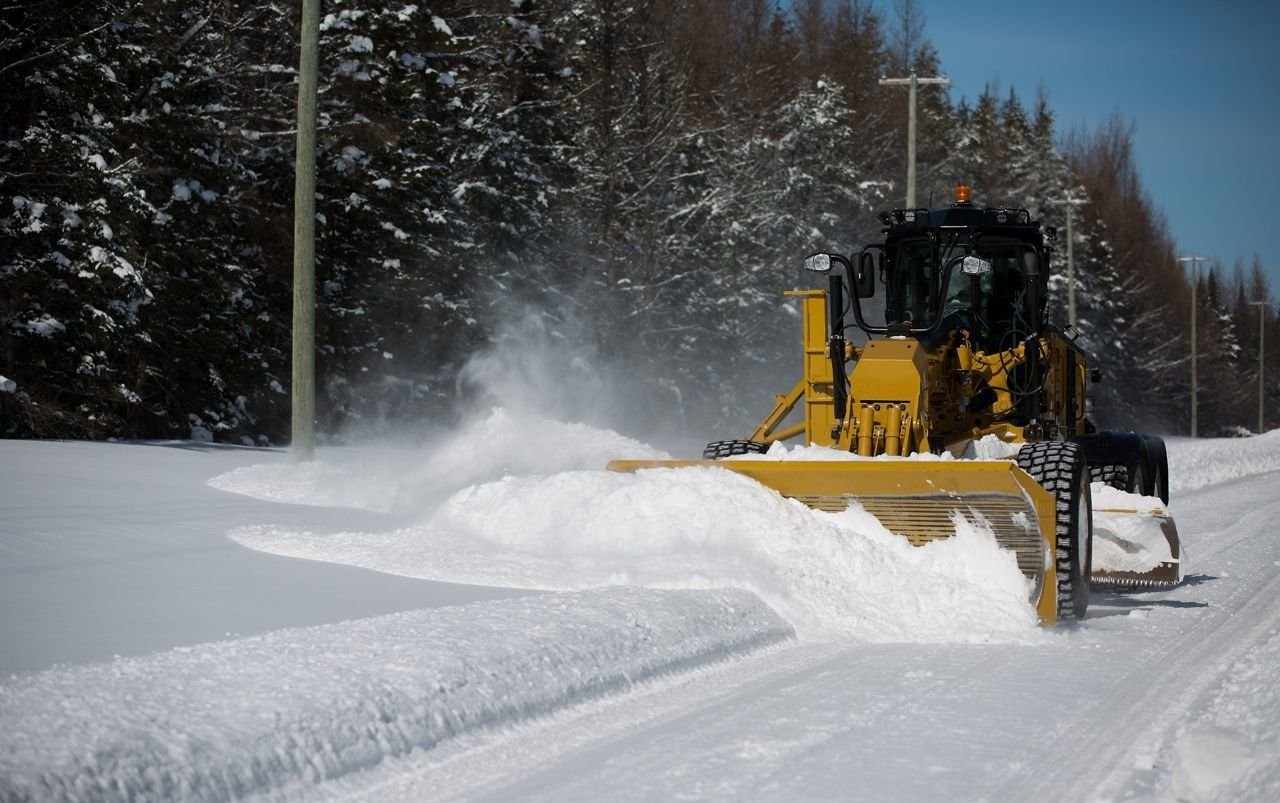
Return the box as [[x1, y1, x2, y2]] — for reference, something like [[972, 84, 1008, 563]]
[[610, 186, 1181, 624]]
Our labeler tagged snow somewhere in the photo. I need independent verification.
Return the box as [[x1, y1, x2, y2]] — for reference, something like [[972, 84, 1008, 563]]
[[1171, 726, 1263, 803], [1091, 483, 1178, 573], [728, 433, 1020, 461], [1169, 625, 1280, 802], [23, 313, 65, 336], [1093, 482, 1166, 513], [0, 588, 788, 803], [1166, 430, 1280, 494], [729, 440, 955, 461], [215, 408, 1040, 643], [2, 427, 1280, 802], [965, 431, 1025, 459], [229, 465, 1041, 643]]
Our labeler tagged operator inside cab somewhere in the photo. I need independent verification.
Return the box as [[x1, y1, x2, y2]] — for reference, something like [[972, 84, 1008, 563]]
[[936, 250, 1026, 351]]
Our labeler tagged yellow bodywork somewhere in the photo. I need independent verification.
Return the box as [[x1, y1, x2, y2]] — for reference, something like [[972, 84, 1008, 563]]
[[611, 288, 1071, 621], [749, 291, 1080, 457]]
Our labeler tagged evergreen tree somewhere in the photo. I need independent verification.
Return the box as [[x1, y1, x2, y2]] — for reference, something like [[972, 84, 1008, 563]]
[[2, 0, 158, 437], [5, 0, 1253, 443]]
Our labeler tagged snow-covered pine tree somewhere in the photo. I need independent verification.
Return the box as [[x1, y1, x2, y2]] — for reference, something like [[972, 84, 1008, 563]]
[[112, 0, 296, 443], [1, 0, 158, 437]]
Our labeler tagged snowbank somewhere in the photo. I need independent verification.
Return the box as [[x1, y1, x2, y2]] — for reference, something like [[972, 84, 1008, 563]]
[[207, 453, 404, 513], [218, 413, 1043, 645], [230, 467, 1042, 643], [1167, 429, 1280, 495], [208, 408, 668, 514], [0, 587, 790, 803]]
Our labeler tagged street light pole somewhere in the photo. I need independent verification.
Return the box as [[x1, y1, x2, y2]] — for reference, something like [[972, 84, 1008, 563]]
[[879, 72, 950, 209], [1178, 256, 1209, 438], [1250, 300, 1266, 434], [1064, 193, 1085, 328]]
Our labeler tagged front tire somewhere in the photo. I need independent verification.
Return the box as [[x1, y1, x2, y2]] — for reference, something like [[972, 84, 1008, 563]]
[[1018, 441, 1093, 620]]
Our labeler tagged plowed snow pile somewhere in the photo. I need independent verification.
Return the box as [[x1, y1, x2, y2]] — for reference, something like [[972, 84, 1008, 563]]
[[1091, 483, 1176, 574], [217, 408, 1042, 644], [0, 588, 790, 803]]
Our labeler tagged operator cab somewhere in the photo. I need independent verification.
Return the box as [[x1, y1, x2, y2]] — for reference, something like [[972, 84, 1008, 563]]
[[849, 185, 1051, 352]]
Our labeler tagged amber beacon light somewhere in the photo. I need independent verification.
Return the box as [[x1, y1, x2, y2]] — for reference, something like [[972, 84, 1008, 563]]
[[955, 184, 972, 204]]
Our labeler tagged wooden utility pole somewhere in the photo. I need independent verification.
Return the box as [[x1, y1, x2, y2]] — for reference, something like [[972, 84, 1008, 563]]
[[1250, 300, 1266, 434], [879, 72, 950, 209], [291, 0, 319, 461], [1063, 193, 1085, 328], [1178, 256, 1209, 438]]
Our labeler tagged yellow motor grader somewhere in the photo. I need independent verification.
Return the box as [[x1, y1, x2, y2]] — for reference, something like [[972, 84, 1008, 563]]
[[610, 186, 1181, 624]]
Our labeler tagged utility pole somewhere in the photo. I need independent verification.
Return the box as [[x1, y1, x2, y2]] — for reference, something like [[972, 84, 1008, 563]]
[[1063, 193, 1085, 328], [1178, 256, 1209, 438], [879, 72, 950, 208], [291, 0, 320, 461], [1250, 300, 1266, 434]]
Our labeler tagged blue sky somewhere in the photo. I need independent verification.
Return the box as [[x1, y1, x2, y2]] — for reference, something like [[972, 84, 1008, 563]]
[[917, 0, 1280, 296]]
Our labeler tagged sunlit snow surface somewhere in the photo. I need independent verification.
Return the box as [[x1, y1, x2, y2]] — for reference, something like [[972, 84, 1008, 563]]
[[215, 408, 1041, 644], [0, 587, 790, 803], [1165, 432, 1280, 494], [3, 425, 1280, 802]]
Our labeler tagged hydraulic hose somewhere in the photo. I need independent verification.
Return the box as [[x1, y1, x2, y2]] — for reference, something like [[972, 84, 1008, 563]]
[[829, 273, 848, 438]]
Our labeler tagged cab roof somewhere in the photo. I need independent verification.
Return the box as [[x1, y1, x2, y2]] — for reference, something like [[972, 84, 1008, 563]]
[[877, 204, 1048, 242]]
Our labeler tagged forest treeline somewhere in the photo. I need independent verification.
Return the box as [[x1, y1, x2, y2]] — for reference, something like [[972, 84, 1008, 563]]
[[2, 0, 1275, 444]]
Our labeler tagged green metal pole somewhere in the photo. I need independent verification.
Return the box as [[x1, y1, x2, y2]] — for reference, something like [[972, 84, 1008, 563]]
[[291, 0, 319, 461]]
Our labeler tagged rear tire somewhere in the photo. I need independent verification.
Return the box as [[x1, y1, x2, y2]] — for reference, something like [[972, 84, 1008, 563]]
[[1088, 463, 1128, 492], [1018, 441, 1092, 620], [702, 439, 769, 459], [1142, 435, 1170, 504], [1129, 436, 1151, 496]]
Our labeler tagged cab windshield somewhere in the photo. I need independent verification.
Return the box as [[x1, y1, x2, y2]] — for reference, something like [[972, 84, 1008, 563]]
[[870, 237, 1029, 348]]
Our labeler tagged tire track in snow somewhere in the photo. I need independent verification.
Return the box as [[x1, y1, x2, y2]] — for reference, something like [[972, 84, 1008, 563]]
[[988, 470, 1280, 803], [251, 640, 853, 803]]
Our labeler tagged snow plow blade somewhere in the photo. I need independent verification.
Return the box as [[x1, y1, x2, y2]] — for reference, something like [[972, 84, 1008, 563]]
[[1090, 508, 1183, 589], [607, 458, 1061, 624]]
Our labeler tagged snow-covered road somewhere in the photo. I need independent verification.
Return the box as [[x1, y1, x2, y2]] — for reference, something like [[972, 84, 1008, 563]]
[[2, 418, 1279, 802], [255, 467, 1280, 803]]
